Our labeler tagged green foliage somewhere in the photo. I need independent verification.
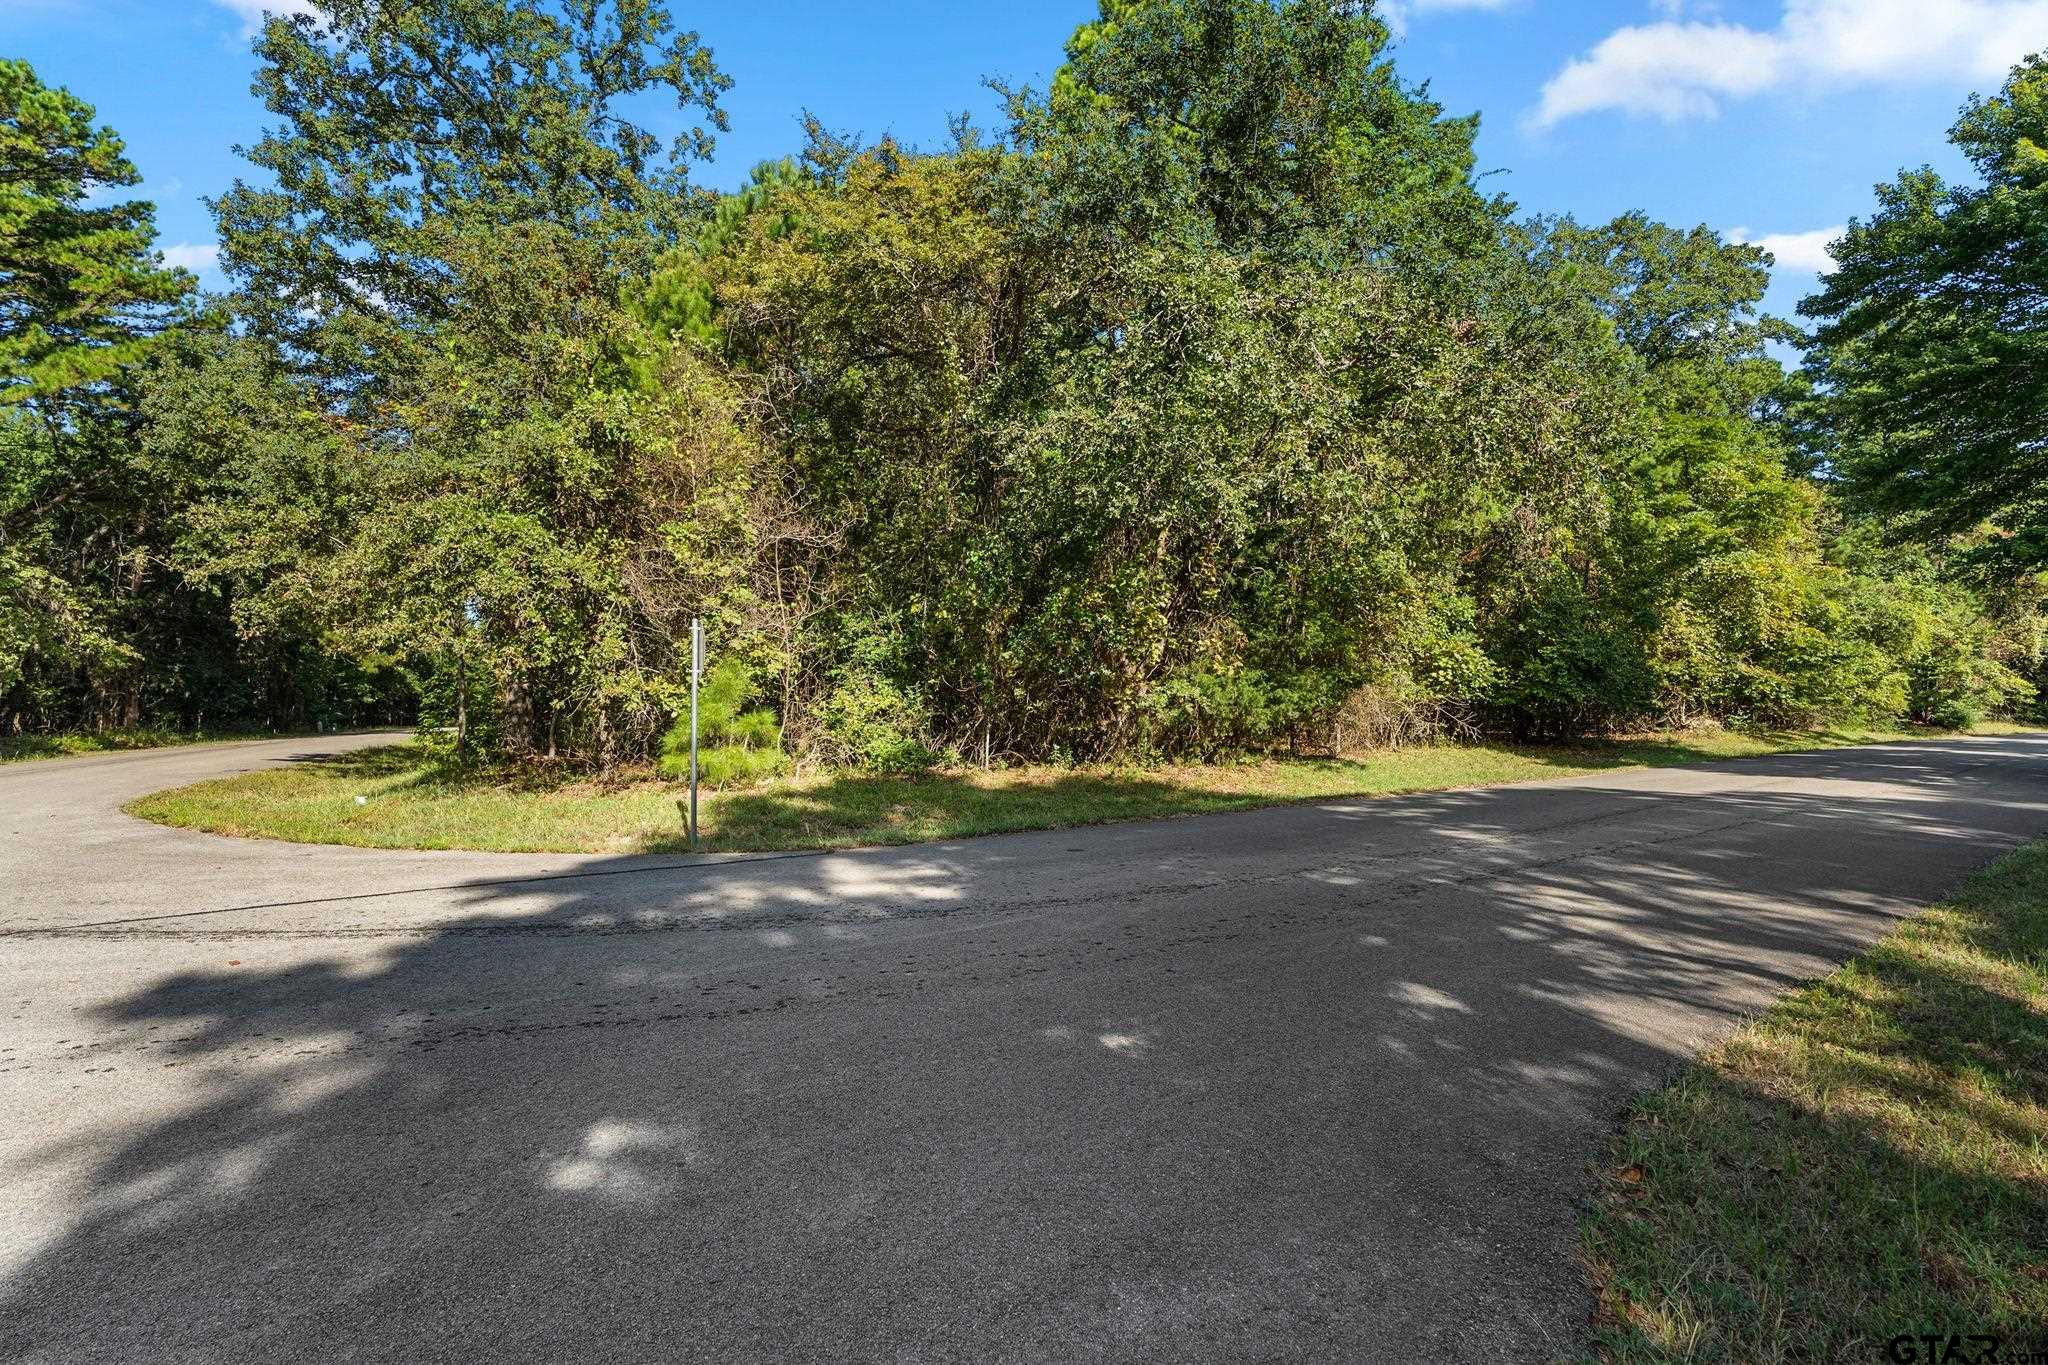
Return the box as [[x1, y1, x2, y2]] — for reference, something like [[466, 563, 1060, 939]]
[[352, 224, 777, 761], [1848, 540, 2040, 727], [1484, 572, 1657, 739], [0, 416, 131, 713], [810, 680, 945, 773], [715, 0, 1630, 761], [190, 0, 775, 765], [1804, 54, 2048, 567], [0, 59, 190, 405], [694, 3, 2042, 761], [0, 66, 393, 737], [805, 622, 947, 773], [0, 61, 169, 722], [1046, 0, 1494, 257], [9, 0, 2039, 765], [213, 0, 731, 394], [629, 157, 808, 363], [658, 658, 787, 784], [1468, 207, 2032, 738]]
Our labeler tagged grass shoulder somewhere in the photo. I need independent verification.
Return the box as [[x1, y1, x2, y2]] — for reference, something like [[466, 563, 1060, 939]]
[[1, 727, 332, 764], [123, 721, 2036, 856], [1581, 838, 2048, 1362]]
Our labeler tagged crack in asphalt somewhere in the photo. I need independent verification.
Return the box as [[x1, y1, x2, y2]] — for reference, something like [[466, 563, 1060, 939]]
[[3, 789, 1784, 943], [5, 807, 1787, 1080]]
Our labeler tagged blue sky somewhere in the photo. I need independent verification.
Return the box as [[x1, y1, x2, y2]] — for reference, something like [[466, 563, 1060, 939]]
[[6, 0, 2043, 328]]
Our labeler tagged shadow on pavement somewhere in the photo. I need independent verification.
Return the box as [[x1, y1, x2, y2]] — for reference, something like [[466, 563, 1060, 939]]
[[3, 737, 2046, 1362]]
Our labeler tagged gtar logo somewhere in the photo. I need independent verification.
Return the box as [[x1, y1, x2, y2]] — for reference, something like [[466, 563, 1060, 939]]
[[1886, 1336, 2003, 1365]]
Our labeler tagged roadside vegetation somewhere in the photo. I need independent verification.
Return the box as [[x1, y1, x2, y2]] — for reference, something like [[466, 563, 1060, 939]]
[[0, 727, 347, 764], [126, 724, 2030, 855], [7, 5, 2045, 1345], [1582, 840, 2048, 1362], [3, 728, 236, 763], [6, 6, 2046, 782]]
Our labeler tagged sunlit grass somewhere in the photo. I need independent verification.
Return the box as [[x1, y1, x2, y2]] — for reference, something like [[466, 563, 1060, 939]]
[[123, 721, 2035, 855], [1580, 838, 2048, 1362]]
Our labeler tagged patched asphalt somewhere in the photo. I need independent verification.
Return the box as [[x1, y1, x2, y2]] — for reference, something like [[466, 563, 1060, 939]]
[[3, 731, 2044, 1362]]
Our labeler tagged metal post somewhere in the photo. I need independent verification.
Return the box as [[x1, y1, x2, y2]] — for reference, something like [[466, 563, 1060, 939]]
[[688, 618, 703, 852]]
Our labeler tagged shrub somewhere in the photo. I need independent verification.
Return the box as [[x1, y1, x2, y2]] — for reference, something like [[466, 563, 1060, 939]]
[[1925, 698, 1983, 731], [810, 666, 946, 773], [658, 659, 788, 785]]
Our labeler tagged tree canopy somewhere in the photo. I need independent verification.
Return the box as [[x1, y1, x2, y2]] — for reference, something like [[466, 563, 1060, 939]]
[[4, 2, 2041, 759], [213, 0, 730, 392], [0, 59, 189, 406], [1804, 54, 2048, 567], [1, 59, 204, 731]]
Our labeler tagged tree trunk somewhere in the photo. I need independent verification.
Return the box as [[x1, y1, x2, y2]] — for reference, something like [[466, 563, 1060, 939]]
[[120, 525, 147, 729], [454, 648, 470, 757]]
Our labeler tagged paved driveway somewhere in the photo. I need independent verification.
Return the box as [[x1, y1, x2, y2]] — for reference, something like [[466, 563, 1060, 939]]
[[3, 733, 2045, 1362]]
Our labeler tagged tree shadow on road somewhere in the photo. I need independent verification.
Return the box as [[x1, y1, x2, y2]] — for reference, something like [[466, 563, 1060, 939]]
[[3, 736, 2046, 1362], [1582, 845, 2048, 1358]]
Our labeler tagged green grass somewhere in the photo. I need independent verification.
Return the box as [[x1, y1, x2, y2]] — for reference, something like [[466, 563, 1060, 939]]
[[1580, 840, 2048, 1363], [124, 721, 2033, 855], [0, 727, 318, 764]]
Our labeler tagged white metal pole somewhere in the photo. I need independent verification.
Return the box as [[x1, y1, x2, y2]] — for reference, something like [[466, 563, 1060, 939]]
[[689, 618, 703, 852]]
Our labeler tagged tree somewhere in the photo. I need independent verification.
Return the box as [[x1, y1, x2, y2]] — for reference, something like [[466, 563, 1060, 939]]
[[213, 0, 731, 394], [0, 414, 133, 729], [1804, 54, 2048, 567], [193, 0, 777, 763], [340, 220, 773, 762], [0, 62, 195, 731], [1476, 213, 1892, 735], [17, 0, 2020, 761], [0, 59, 191, 407], [132, 328, 409, 732], [1045, 0, 1499, 260], [714, 1, 1629, 759]]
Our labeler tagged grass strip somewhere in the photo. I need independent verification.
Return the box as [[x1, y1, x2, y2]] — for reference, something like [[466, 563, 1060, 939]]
[[125, 722, 2034, 856], [1581, 839, 2048, 1362], [1, 727, 327, 764]]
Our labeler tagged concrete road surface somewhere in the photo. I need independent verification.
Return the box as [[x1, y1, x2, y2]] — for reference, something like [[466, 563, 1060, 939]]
[[2, 732, 2045, 1363]]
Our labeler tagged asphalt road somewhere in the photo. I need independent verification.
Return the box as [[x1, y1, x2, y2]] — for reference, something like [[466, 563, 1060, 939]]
[[3, 732, 2045, 1363]]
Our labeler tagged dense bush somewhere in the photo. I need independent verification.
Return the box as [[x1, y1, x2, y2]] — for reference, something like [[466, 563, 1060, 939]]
[[6, 4, 2040, 769]]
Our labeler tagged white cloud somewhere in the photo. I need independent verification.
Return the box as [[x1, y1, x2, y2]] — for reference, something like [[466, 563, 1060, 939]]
[[1728, 224, 1847, 272], [1382, 0, 1519, 35], [1533, 0, 2048, 127], [159, 242, 219, 275], [212, 0, 321, 35], [1537, 22, 1790, 124]]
